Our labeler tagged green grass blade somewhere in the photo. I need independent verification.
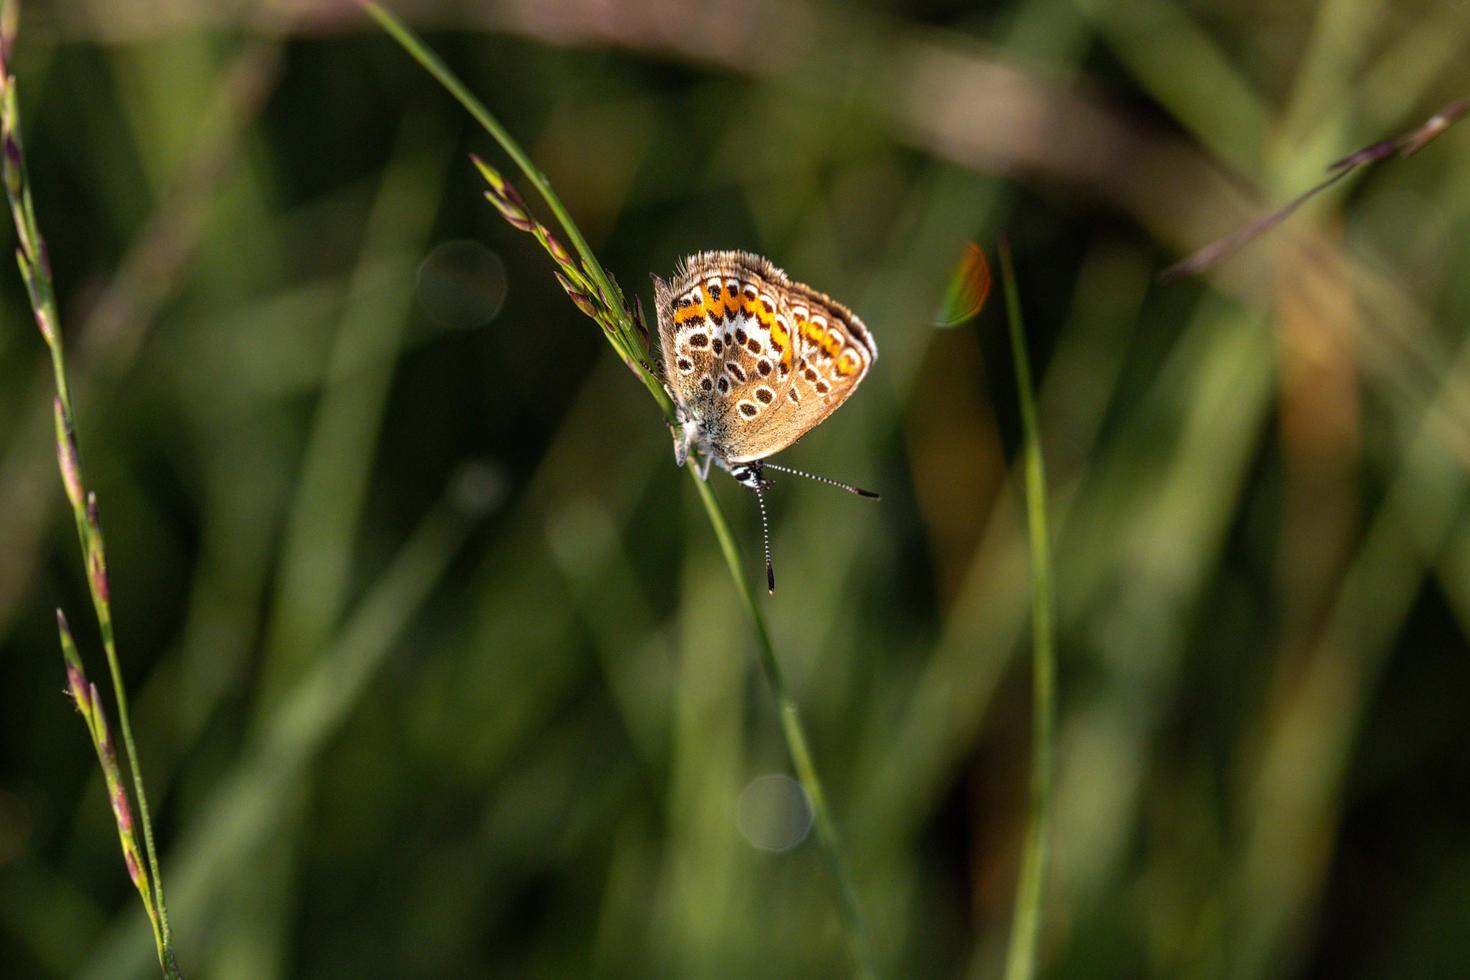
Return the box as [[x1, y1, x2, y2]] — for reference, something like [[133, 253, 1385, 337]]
[[999, 241, 1057, 980]]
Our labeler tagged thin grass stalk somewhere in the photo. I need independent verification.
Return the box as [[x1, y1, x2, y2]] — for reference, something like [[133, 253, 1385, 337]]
[[358, 0, 672, 418], [57, 611, 161, 946], [359, 3, 877, 974], [0, 4, 179, 976], [688, 473, 878, 978], [999, 241, 1056, 980]]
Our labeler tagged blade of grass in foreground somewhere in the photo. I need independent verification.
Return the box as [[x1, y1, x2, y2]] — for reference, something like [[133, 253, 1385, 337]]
[[358, 3, 878, 976], [0, 1, 180, 975], [999, 241, 1057, 980]]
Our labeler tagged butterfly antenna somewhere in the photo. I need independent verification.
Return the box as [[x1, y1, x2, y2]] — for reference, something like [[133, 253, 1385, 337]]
[[752, 477, 776, 593], [762, 461, 880, 500]]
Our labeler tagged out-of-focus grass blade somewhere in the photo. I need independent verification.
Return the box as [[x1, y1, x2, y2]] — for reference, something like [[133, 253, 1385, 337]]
[[934, 241, 993, 327], [1162, 97, 1468, 281], [998, 240, 1055, 980], [78, 472, 495, 978]]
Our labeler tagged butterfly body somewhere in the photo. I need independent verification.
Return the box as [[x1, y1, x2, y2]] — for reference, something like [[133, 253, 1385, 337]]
[[653, 251, 877, 477]]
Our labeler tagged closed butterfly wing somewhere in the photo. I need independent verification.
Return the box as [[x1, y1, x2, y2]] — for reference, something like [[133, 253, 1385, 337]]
[[658, 252, 804, 456], [655, 271, 720, 408], [721, 274, 876, 463], [655, 251, 879, 591]]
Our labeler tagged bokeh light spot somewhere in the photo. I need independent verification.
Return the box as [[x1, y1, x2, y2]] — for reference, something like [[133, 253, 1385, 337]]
[[416, 240, 507, 329], [736, 774, 813, 852]]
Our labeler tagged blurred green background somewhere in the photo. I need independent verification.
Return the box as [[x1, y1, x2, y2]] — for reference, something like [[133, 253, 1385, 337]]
[[3, 0, 1470, 976]]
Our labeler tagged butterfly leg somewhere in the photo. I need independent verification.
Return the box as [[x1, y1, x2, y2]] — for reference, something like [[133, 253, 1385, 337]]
[[670, 406, 691, 469]]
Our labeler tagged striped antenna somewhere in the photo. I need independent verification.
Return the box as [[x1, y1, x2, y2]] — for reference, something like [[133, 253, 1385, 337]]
[[752, 478, 776, 593], [763, 461, 880, 500]]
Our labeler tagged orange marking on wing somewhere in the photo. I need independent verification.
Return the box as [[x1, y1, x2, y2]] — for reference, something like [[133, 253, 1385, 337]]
[[705, 281, 728, 321], [837, 351, 861, 376], [771, 318, 792, 369]]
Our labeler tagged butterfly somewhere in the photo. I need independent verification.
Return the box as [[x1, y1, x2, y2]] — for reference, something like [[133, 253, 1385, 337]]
[[653, 250, 879, 593]]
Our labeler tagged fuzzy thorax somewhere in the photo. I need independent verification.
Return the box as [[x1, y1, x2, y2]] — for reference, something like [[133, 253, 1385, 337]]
[[672, 414, 721, 480]]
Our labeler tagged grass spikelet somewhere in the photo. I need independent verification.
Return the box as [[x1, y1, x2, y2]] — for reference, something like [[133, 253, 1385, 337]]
[[1, 2, 180, 975]]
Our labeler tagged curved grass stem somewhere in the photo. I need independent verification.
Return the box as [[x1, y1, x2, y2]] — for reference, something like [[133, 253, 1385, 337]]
[[358, 0, 673, 419], [359, 3, 877, 974]]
